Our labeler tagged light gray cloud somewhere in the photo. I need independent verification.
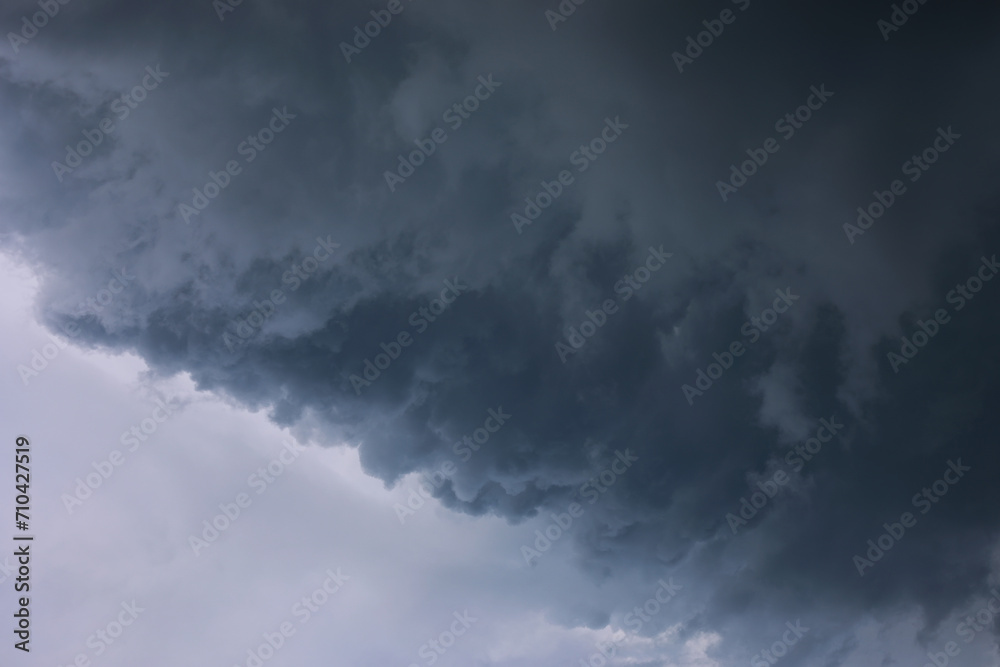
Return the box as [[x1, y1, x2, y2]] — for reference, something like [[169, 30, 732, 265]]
[[3, 0, 1000, 664]]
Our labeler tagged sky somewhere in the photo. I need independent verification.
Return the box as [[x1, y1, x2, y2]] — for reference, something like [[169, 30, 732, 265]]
[[1, 0, 1000, 665]]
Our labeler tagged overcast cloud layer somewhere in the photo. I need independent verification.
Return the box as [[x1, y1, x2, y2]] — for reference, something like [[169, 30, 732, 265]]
[[2, 0, 1000, 665]]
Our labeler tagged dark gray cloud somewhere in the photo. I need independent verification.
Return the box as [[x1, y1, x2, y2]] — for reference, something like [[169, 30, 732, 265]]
[[3, 0, 1000, 663]]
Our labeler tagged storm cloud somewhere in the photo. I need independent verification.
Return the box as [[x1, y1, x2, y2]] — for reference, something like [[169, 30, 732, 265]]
[[3, 0, 1000, 664]]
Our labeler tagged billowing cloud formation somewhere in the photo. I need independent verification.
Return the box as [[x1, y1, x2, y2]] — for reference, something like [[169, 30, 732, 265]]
[[3, 0, 1000, 663]]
